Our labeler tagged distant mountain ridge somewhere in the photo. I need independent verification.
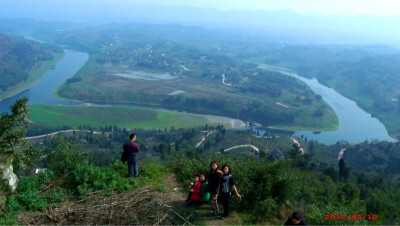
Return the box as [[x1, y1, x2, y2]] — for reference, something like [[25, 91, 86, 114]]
[[1, 2, 400, 47]]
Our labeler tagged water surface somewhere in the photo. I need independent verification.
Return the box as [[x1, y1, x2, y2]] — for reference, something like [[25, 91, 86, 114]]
[[258, 64, 397, 144]]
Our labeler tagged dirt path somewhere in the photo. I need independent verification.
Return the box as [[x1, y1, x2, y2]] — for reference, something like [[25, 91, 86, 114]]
[[25, 130, 102, 140], [221, 74, 232, 86], [196, 130, 216, 148], [163, 174, 243, 225], [224, 144, 259, 153], [290, 137, 305, 154], [276, 102, 291, 109]]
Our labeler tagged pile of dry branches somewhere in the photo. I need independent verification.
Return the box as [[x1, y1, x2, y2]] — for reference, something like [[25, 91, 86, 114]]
[[19, 187, 186, 225]]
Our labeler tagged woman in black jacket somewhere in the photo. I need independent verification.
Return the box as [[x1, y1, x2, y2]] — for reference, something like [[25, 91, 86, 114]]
[[208, 161, 222, 215]]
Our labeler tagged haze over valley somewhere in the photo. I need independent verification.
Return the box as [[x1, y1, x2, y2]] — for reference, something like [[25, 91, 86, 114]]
[[1, 1, 400, 224]]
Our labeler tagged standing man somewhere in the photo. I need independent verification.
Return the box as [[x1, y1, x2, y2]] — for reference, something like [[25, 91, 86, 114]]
[[123, 133, 140, 177]]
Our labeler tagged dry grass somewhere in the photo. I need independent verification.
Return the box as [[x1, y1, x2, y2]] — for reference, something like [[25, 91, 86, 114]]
[[17, 187, 180, 225]]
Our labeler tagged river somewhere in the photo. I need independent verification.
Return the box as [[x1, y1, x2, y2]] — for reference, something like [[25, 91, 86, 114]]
[[258, 64, 397, 144], [0, 39, 397, 144], [0, 49, 88, 113]]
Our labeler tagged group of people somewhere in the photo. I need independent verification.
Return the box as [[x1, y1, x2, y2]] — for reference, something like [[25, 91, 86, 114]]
[[185, 161, 241, 220], [122, 134, 306, 224]]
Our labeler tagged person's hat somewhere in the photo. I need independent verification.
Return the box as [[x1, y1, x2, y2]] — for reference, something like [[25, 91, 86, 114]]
[[292, 212, 302, 220]]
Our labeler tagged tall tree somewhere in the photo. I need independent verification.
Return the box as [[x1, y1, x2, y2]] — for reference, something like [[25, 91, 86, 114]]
[[0, 97, 30, 208], [338, 158, 350, 181]]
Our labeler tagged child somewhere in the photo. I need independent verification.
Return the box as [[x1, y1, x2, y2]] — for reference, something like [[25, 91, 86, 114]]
[[219, 165, 241, 220], [199, 173, 210, 203], [185, 175, 201, 205]]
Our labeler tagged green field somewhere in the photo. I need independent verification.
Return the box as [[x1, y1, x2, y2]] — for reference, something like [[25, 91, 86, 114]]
[[29, 104, 233, 129], [0, 51, 64, 100]]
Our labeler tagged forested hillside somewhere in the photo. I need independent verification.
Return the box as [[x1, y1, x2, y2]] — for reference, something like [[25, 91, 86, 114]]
[[1, 98, 399, 225], [255, 44, 400, 138], [0, 33, 63, 92]]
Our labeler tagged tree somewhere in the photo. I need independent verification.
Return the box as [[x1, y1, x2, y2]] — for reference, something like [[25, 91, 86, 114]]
[[204, 141, 211, 150], [158, 142, 170, 160], [44, 137, 87, 176], [259, 149, 267, 158], [288, 143, 301, 159], [0, 97, 30, 208], [215, 133, 222, 143], [324, 167, 338, 182], [338, 158, 350, 181]]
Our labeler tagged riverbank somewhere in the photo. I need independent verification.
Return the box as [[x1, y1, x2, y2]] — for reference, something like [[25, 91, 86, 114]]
[[0, 51, 65, 101], [258, 63, 397, 144]]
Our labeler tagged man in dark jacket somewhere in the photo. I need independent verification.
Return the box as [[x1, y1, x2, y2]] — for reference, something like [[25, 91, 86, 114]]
[[284, 212, 307, 225], [123, 134, 140, 177]]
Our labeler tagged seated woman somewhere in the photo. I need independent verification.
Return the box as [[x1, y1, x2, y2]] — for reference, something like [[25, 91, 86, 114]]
[[199, 173, 210, 204]]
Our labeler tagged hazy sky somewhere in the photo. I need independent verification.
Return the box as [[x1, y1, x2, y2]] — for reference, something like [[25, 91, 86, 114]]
[[2, 0, 400, 16], [110, 0, 400, 16]]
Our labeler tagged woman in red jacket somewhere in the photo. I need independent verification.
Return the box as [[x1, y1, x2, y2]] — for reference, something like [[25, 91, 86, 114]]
[[186, 175, 202, 205]]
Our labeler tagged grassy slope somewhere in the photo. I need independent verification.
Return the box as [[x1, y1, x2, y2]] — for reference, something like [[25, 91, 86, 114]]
[[29, 104, 231, 129], [0, 51, 65, 100]]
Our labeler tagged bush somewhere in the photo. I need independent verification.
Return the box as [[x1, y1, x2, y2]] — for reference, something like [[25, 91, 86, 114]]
[[306, 201, 372, 225], [67, 162, 139, 196], [43, 137, 88, 176], [172, 153, 298, 221], [6, 171, 55, 212], [0, 215, 18, 225]]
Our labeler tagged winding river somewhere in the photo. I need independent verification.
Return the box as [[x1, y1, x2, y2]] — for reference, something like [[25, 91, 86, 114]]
[[0, 49, 88, 113], [258, 64, 397, 144], [0, 47, 167, 112], [0, 38, 397, 144]]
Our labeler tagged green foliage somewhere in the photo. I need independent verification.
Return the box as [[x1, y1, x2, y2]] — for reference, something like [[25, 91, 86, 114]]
[[66, 162, 138, 196], [6, 154, 170, 218], [172, 153, 298, 221], [0, 215, 18, 225], [0, 97, 30, 206], [366, 187, 400, 223], [65, 160, 169, 197], [43, 137, 87, 176], [6, 171, 55, 212], [306, 201, 373, 225], [13, 147, 40, 172], [111, 160, 168, 190], [0, 97, 30, 153], [0, 34, 60, 90]]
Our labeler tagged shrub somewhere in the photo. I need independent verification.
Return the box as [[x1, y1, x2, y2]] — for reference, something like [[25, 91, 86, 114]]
[[6, 171, 55, 212], [67, 162, 138, 196], [43, 137, 87, 176]]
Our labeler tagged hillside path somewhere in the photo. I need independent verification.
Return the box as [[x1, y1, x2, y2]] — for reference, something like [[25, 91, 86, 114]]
[[163, 173, 243, 225]]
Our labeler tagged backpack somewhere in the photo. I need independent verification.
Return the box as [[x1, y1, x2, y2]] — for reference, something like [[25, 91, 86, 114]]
[[120, 149, 128, 162]]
